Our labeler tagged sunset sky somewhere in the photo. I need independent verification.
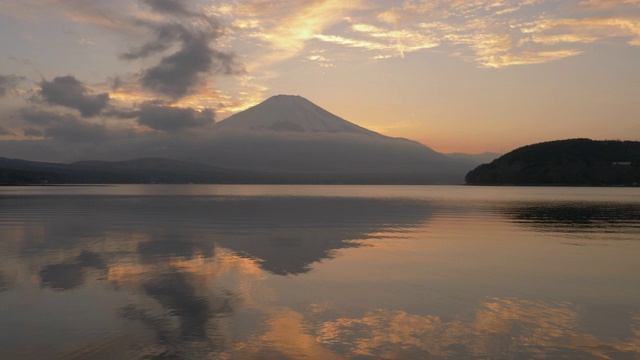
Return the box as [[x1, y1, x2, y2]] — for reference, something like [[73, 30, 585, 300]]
[[0, 0, 639, 154]]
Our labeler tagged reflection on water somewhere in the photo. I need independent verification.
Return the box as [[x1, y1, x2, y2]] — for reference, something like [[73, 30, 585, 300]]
[[0, 185, 639, 359], [313, 298, 640, 359], [503, 202, 640, 232], [3, 196, 432, 275], [122, 270, 235, 358], [40, 251, 107, 290]]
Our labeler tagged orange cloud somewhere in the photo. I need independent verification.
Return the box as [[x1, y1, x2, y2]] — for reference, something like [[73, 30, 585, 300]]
[[307, 0, 640, 67], [522, 17, 640, 46], [235, 0, 366, 66], [315, 298, 640, 358]]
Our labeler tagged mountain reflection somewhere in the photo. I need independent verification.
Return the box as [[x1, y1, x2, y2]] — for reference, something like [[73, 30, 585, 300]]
[[0, 195, 433, 357], [9, 196, 434, 276], [501, 202, 640, 233], [0, 188, 639, 359], [211, 197, 433, 275]]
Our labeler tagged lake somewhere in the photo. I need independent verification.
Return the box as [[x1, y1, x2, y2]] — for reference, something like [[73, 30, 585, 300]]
[[0, 185, 639, 359]]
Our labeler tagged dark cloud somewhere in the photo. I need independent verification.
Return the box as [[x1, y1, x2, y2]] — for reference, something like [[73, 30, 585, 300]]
[[21, 108, 77, 125], [0, 74, 24, 97], [120, 23, 188, 60], [140, 34, 226, 98], [110, 76, 122, 91], [137, 102, 214, 132], [105, 100, 216, 132], [23, 127, 44, 137], [119, 3, 238, 99], [142, 0, 191, 16], [39, 76, 110, 117], [20, 108, 110, 143], [45, 118, 110, 143], [104, 107, 139, 119]]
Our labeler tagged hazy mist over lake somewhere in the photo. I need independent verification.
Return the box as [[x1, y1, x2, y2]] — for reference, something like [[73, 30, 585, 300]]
[[0, 185, 639, 359]]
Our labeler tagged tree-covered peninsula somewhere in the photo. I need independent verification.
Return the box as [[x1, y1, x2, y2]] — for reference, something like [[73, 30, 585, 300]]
[[466, 139, 640, 186]]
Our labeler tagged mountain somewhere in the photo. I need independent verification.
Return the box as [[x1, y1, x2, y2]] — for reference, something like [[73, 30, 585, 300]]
[[465, 139, 640, 186], [188, 95, 473, 183], [215, 95, 380, 136], [0, 95, 476, 184]]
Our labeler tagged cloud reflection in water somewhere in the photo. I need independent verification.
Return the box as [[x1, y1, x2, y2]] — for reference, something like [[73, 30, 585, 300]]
[[0, 190, 638, 359]]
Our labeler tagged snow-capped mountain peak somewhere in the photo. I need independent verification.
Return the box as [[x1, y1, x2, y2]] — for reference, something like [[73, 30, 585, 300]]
[[215, 95, 382, 137]]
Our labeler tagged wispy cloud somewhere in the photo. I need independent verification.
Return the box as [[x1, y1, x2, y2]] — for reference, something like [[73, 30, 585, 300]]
[[309, 0, 640, 67], [0, 75, 25, 97], [522, 17, 640, 46], [209, 0, 366, 68]]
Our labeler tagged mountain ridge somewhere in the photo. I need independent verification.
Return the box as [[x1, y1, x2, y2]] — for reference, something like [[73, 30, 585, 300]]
[[197, 95, 469, 178], [0, 156, 471, 185]]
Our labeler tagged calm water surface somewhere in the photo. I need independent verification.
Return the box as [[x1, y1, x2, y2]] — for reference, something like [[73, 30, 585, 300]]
[[0, 185, 639, 359]]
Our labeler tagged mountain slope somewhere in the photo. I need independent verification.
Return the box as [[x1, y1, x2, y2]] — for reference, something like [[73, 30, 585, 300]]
[[215, 95, 382, 136], [194, 95, 473, 183], [465, 139, 640, 185]]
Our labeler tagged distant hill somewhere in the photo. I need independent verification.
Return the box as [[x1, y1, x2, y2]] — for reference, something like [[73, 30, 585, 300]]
[[0, 157, 253, 185], [0, 155, 470, 185], [465, 139, 640, 186]]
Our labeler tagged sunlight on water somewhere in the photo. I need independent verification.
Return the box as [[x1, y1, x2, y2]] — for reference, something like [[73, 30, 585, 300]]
[[0, 185, 639, 359]]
